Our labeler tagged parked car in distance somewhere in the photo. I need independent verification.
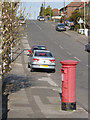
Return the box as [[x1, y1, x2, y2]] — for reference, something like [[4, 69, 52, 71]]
[[28, 45, 47, 55], [39, 16, 45, 21], [28, 50, 56, 72], [56, 23, 66, 31], [85, 42, 90, 52]]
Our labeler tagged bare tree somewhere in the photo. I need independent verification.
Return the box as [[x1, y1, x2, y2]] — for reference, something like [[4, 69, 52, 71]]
[[1, 2, 24, 75]]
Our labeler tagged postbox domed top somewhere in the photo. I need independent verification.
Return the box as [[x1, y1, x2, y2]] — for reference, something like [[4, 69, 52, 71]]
[[60, 60, 79, 65]]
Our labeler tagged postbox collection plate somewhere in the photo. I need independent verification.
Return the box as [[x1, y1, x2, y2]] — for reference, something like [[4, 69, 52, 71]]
[[61, 74, 63, 81]]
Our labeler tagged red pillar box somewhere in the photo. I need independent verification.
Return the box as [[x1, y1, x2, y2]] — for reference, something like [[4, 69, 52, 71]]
[[60, 60, 78, 111]]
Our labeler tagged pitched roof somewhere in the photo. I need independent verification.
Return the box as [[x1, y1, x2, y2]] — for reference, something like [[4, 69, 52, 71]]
[[52, 8, 59, 11], [68, 2, 84, 7]]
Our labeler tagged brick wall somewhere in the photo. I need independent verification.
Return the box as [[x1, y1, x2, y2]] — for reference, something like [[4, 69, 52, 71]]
[[67, 6, 78, 18]]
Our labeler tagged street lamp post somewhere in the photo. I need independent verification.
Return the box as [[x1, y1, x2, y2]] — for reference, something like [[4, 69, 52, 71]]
[[44, 0, 45, 19], [63, 0, 65, 23], [84, 0, 86, 30], [50, 8, 51, 20], [34, 11, 36, 20]]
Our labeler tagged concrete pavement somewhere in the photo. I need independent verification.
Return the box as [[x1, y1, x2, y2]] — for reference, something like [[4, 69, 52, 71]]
[[2, 34, 88, 119]]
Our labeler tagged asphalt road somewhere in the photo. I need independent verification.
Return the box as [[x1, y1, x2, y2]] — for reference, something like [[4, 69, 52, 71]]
[[24, 20, 88, 111]]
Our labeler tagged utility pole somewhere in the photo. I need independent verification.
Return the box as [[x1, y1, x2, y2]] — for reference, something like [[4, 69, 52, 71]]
[[44, 0, 45, 19], [50, 8, 51, 20], [63, 0, 65, 23], [64, 0, 65, 11], [84, 0, 86, 30], [34, 11, 36, 20]]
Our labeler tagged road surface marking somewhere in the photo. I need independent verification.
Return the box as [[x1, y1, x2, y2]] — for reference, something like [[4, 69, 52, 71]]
[[32, 21, 42, 30], [86, 64, 88, 67], [86, 64, 90, 67], [74, 56, 81, 61], [34, 96, 74, 114], [14, 63, 22, 66], [66, 51, 71, 55], [31, 86, 60, 90], [47, 74, 51, 76], [38, 77, 58, 87], [64, 31, 69, 35], [47, 78, 58, 87], [64, 31, 71, 36], [52, 88, 61, 92], [59, 45, 64, 49], [52, 24, 55, 27]]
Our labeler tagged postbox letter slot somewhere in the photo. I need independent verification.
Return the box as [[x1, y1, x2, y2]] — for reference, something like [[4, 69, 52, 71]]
[[61, 69, 64, 73]]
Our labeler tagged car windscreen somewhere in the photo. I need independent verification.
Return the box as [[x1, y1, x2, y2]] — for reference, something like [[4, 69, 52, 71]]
[[38, 46, 46, 50], [35, 52, 53, 57], [40, 17, 44, 19], [32, 48, 38, 52], [58, 24, 65, 27]]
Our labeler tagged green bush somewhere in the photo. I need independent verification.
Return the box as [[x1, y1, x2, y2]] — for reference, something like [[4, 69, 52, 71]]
[[75, 24, 80, 30]]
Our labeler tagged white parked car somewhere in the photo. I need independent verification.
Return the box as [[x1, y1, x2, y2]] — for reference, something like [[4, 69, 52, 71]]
[[39, 16, 45, 21], [28, 50, 56, 72], [85, 42, 90, 52]]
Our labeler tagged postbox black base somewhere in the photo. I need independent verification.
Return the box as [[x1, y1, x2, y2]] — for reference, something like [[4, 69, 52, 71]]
[[62, 102, 76, 111]]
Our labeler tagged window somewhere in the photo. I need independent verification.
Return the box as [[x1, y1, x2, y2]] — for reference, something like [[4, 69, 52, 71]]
[[35, 52, 53, 57]]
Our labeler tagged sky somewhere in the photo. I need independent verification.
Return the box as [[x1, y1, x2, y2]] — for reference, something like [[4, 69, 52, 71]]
[[18, 0, 86, 19]]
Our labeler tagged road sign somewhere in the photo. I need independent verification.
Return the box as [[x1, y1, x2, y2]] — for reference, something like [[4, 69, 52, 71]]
[[78, 18, 84, 24]]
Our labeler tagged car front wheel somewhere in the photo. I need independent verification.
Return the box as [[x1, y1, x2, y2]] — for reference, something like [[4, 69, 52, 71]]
[[30, 68, 34, 72]]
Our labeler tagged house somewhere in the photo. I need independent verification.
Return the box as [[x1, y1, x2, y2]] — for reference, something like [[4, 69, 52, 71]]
[[52, 8, 60, 16], [59, 0, 88, 19], [52, 8, 61, 22], [67, 2, 85, 18], [59, 6, 68, 17], [52, 0, 89, 22]]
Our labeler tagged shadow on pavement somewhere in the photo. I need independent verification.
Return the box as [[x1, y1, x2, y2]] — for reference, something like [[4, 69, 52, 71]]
[[31, 68, 56, 73], [3, 74, 31, 94], [2, 74, 31, 120]]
